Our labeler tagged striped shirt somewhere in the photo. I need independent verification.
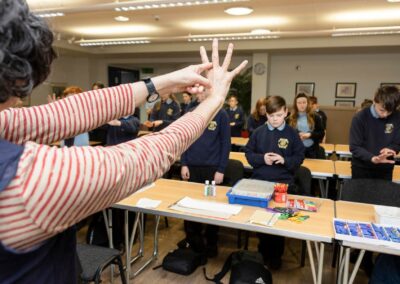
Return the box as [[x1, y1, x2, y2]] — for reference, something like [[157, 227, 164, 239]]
[[0, 84, 206, 252]]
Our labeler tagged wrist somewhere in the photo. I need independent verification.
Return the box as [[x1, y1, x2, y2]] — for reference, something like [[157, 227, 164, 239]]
[[152, 74, 173, 95]]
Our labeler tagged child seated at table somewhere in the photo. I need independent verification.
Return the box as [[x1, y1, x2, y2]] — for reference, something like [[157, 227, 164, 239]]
[[245, 96, 305, 269]]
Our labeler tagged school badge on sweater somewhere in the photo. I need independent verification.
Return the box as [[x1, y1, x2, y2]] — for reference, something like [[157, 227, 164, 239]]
[[278, 138, 289, 149], [385, 123, 394, 134], [208, 121, 217, 131], [167, 108, 173, 116]]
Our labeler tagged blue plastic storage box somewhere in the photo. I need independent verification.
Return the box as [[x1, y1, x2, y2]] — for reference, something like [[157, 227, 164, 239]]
[[226, 189, 270, 208]]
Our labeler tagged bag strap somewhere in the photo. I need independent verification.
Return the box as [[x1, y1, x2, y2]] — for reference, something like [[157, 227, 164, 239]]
[[203, 252, 233, 283]]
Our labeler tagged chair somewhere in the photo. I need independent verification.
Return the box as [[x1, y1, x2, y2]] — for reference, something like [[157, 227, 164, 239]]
[[341, 178, 400, 206], [77, 243, 127, 284]]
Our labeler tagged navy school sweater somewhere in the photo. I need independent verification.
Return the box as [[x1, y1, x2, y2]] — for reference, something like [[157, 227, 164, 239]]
[[181, 107, 231, 173], [106, 115, 140, 145], [247, 115, 267, 136], [245, 124, 305, 184], [227, 106, 245, 137], [150, 100, 181, 131], [350, 106, 400, 170]]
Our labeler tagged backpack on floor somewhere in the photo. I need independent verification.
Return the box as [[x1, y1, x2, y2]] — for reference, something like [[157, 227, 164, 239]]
[[204, 250, 272, 284], [153, 247, 207, 275]]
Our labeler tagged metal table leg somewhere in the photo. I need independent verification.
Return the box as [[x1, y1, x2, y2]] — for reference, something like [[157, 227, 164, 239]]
[[306, 240, 325, 284]]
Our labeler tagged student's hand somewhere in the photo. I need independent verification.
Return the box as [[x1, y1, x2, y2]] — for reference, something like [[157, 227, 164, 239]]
[[269, 153, 285, 165], [299, 132, 311, 140], [47, 93, 56, 103], [107, 119, 121, 126], [153, 120, 163, 127], [230, 122, 235, 126], [371, 154, 395, 164], [214, 172, 224, 184], [199, 39, 248, 103], [380, 148, 396, 157], [264, 153, 275, 165], [181, 166, 190, 180]]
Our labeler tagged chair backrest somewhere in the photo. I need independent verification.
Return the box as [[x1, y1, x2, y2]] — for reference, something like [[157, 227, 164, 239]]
[[341, 179, 400, 207], [294, 166, 312, 196], [223, 159, 244, 187], [317, 146, 326, 160]]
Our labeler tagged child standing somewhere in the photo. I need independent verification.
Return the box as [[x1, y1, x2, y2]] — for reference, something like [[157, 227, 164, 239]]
[[245, 96, 305, 269], [181, 92, 231, 257], [227, 95, 245, 137]]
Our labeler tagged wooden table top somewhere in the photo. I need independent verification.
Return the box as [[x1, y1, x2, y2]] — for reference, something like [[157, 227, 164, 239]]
[[320, 143, 334, 154], [231, 137, 249, 147], [335, 144, 351, 156], [229, 152, 335, 178], [50, 140, 102, 147], [115, 179, 335, 242]]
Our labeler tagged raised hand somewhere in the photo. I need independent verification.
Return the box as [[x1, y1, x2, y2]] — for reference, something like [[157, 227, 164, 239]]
[[199, 39, 248, 102]]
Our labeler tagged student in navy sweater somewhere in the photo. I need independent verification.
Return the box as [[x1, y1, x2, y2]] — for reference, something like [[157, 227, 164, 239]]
[[247, 98, 267, 136], [180, 92, 192, 116], [288, 93, 324, 158], [226, 95, 245, 137], [106, 115, 141, 145], [350, 86, 400, 278], [350, 86, 400, 180], [245, 96, 305, 269], [181, 92, 231, 257], [149, 93, 181, 131]]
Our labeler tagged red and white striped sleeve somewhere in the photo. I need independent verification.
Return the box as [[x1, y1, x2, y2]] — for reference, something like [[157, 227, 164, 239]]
[[0, 84, 136, 145], [0, 112, 207, 251]]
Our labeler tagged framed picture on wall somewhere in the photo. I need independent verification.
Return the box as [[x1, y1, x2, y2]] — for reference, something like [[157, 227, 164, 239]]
[[335, 100, 355, 107], [336, 82, 356, 98], [295, 82, 315, 96], [381, 83, 400, 89]]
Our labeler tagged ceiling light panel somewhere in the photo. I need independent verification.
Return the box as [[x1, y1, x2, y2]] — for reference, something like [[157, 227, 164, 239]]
[[327, 8, 400, 23], [36, 12, 64, 18], [78, 39, 151, 47], [183, 17, 288, 30], [224, 7, 253, 16], [68, 25, 159, 36], [115, 0, 249, 12]]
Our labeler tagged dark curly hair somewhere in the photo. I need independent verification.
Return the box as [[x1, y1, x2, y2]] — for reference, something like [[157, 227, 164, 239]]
[[0, 0, 56, 103]]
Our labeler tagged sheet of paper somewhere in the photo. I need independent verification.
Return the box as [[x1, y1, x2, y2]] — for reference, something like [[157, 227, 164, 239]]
[[170, 205, 232, 219], [177, 197, 242, 215], [135, 182, 155, 194], [249, 210, 280, 227], [136, 197, 161, 209]]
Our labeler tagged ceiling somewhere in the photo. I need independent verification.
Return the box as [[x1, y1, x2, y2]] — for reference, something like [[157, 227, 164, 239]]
[[26, 0, 400, 53]]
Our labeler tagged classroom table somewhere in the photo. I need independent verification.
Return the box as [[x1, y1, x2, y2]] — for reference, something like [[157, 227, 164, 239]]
[[111, 179, 335, 284], [138, 130, 152, 137], [335, 144, 351, 160], [228, 152, 335, 198], [230, 137, 249, 147], [50, 140, 102, 147], [335, 160, 400, 182], [320, 143, 334, 156], [335, 201, 400, 284]]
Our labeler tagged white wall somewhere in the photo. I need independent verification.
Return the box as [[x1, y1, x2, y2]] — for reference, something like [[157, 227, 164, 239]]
[[269, 52, 400, 107], [30, 55, 91, 106]]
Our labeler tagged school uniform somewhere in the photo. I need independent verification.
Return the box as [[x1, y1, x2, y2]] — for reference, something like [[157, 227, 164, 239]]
[[227, 106, 245, 137], [350, 106, 400, 180], [106, 115, 140, 145], [180, 102, 191, 116], [290, 113, 324, 159], [181, 104, 231, 255], [247, 115, 267, 136], [63, 132, 90, 147], [245, 122, 305, 267], [150, 99, 181, 131]]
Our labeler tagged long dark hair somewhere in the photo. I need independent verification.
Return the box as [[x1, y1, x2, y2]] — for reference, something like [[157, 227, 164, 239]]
[[0, 0, 56, 103]]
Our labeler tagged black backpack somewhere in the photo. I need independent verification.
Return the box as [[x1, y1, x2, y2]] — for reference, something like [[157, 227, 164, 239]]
[[153, 247, 207, 275], [204, 250, 273, 284]]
